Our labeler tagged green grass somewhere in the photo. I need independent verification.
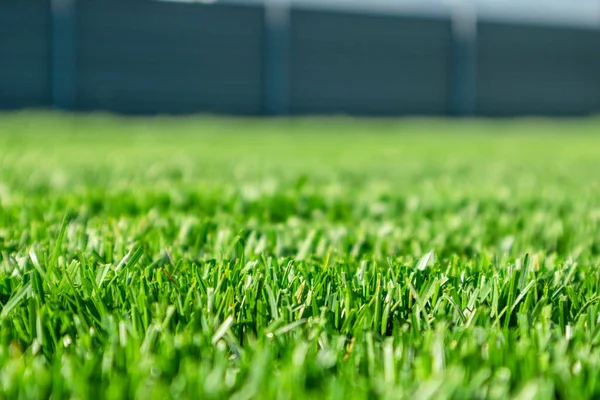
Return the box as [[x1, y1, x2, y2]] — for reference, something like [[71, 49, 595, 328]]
[[1, 112, 600, 399]]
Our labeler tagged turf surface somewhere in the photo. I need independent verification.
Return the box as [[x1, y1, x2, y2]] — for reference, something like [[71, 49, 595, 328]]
[[1, 113, 600, 399]]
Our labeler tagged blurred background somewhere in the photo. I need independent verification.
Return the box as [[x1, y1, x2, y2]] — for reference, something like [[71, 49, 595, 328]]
[[1, 0, 599, 117]]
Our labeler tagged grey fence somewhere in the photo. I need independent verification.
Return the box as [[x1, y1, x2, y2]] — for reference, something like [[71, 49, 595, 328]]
[[1, 0, 599, 116]]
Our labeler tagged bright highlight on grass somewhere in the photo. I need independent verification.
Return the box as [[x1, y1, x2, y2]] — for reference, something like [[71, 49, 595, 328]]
[[1, 113, 600, 399]]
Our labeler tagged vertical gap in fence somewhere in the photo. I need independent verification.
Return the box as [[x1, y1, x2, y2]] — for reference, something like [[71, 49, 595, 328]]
[[450, 5, 477, 116], [51, 0, 76, 110], [264, 0, 291, 116]]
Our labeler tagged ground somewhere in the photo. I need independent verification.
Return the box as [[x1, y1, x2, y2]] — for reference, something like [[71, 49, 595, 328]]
[[1, 113, 600, 399]]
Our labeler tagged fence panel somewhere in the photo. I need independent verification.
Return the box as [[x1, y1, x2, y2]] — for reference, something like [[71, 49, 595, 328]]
[[75, 0, 265, 114], [477, 22, 600, 116], [0, 0, 52, 109], [289, 9, 453, 115]]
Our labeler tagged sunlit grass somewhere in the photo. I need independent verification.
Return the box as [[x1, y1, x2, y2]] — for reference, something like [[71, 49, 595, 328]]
[[1, 113, 600, 399]]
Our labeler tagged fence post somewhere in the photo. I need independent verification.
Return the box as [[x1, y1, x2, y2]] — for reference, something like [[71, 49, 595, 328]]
[[264, 0, 290, 115], [51, 0, 76, 110], [450, 4, 477, 116]]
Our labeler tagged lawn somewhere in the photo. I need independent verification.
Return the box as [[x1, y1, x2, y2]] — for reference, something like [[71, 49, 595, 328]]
[[1, 112, 600, 399]]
